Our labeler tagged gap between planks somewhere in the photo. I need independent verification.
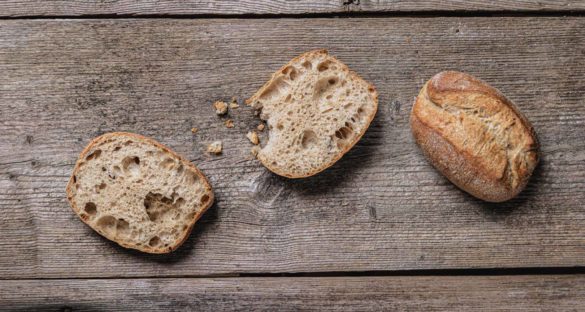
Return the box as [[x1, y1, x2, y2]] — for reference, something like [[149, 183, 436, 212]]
[[0, 10, 585, 20], [3, 267, 585, 281]]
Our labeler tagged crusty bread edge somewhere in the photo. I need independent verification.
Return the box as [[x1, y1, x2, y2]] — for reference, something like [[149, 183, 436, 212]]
[[410, 73, 539, 202], [65, 132, 215, 254], [247, 49, 379, 179]]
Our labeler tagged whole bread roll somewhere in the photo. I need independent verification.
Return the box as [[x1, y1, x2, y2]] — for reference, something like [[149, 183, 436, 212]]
[[410, 71, 539, 202]]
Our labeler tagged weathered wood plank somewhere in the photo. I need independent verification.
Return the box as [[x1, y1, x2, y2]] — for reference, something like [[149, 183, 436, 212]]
[[1, 275, 584, 311], [0, 17, 584, 278], [0, 0, 584, 17]]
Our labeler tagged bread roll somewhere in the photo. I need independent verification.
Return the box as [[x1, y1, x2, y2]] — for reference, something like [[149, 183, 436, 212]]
[[410, 71, 539, 202]]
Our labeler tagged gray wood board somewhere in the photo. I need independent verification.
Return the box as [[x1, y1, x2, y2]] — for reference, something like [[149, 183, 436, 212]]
[[1, 275, 584, 311], [1, 0, 584, 17], [0, 17, 584, 278]]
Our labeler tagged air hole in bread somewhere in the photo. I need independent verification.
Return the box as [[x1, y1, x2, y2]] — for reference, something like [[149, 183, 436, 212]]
[[111, 165, 122, 179], [318, 60, 332, 72], [149, 236, 161, 247], [86, 149, 102, 161], [175, 197, 185, 207], [144, 192, 176, 223], [277, 123, 284, 131], [124, 140, 133, 146], [344, 102, 354, 109], [159, 157, 175, 170], [72, 175, 77, 183], [284, 94, 292, 103], [116, 219, 130, 237], [282, 65, 298, 81], [95, 182, 107, 193], [326, 94, 333, 100], [183, 211, 195, 221], [335, 126, 352, 140], [302, 60, 312, 69], [368, 86, 376, 93], [121, 156, 140, 177], [301, 130, 318, 149], [184, 172, 199, 185], [258, 76, 290, 101], [84, 202, 97, 216], [176, 164, 184, 175], [356, 107, 367, 120], [96, 215, 116, 234], [201, 194, 210, 205], [314, 77, 338, 100], [113, 146, 121, 152]]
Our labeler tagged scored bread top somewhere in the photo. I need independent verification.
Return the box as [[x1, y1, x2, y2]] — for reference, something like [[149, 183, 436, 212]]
[[66, 132, 214, 253], [246, 50, 378, 178], [411, 71, 539, 202]]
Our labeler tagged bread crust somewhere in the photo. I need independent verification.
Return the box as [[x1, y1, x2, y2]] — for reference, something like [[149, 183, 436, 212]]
[[246, 50, 379, 178], [410, 71, 539, 202], [66, 132, 214, 253]]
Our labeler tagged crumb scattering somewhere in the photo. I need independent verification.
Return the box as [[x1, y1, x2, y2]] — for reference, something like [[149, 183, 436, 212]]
[[207, 141, 223, 154], [191, 127, 198, 134], [257, 124, 265, 131], [213, 101, 228, 115], [225, 119, 234, 128], [246, 131, 260, 145]]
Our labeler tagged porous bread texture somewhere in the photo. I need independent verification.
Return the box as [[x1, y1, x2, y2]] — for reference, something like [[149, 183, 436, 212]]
[[246, 50, 378, 178], [411, 71, 539, 202], [66, 132, 214, 253]]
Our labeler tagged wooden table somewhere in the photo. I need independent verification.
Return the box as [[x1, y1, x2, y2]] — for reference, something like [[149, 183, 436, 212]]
[[1, 1, 584, 311]]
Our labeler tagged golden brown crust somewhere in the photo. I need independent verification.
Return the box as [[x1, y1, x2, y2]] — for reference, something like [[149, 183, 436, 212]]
[[247, 49, 379, 178], [66, 132, 214, 254], [410, 71, 539, 202]]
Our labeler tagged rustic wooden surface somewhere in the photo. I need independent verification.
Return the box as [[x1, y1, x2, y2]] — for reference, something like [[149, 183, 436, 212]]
[[1, 0, 585, 16], [2, 275, 585, 311], [0, 17, 584, 281]]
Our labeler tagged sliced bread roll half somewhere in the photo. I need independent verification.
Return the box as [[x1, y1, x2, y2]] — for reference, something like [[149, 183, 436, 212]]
[[246, 50, 378, 178], [66, 132, 214, 253]]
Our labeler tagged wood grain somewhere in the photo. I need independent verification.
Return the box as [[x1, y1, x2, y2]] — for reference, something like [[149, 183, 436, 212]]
[[1, 275, 584, 311], [0, 17, 584, 279], [0, 0, 584, 17]]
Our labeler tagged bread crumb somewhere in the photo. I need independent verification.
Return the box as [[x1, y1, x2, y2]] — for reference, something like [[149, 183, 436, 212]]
[[213, 101, 228, 115], [251, 146, 260, 157], [207, 141, 222, 154], [246, 131, 259, 145], [257, 123, 265, 131], [225, 119, 234, 128], [191, 127, 198, 134], [228, 97, 239, 109], [254, 110, 260, 116]]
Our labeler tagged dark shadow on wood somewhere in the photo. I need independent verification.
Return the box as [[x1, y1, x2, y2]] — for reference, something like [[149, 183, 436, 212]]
[[472, 158, 544, 218]]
